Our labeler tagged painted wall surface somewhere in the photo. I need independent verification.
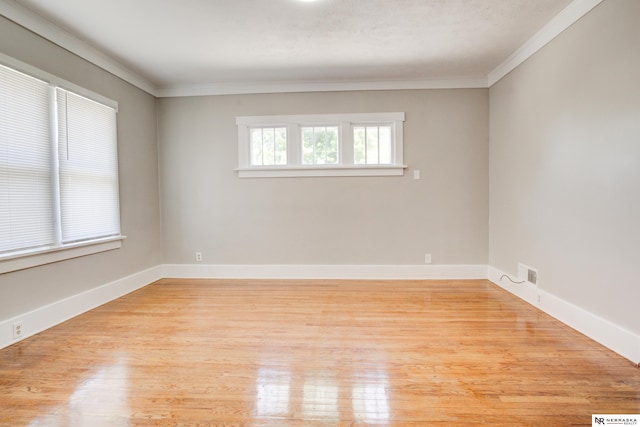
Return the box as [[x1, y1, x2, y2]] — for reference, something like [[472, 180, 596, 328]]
[[0, 16, 162, 321], [158, 89, 489, 265], [489, 0, 640, 333]]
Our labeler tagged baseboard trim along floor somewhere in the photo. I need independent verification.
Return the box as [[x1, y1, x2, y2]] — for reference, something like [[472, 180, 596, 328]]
[[1, 263, 637, 364]]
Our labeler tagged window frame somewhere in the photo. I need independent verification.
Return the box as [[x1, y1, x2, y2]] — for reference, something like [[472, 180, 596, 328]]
[[0, 53, 125, 274], [300, 125, 340, 166], [352, 123, 395, 166], [248, 125, 288, 167], [236, 112, 405, 178]]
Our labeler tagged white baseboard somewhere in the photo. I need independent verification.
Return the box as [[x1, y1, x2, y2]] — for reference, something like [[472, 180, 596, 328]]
[[3, 263, 637, 365], [0, 263, 484, 351], [0, 265, 163, 350], [488, 266, 640, 365], [161, 263, 488, 280]]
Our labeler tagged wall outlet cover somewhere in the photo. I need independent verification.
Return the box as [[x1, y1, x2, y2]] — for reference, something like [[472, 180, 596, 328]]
[[13, 321, 23, 339]]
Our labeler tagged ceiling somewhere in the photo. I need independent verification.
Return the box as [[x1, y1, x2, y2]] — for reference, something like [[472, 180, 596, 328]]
[[5, 0, 587, 96]]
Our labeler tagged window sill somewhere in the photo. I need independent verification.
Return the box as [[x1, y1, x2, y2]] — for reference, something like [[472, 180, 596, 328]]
[[236, 165, 407, 178], [0, 236, 126, 274]]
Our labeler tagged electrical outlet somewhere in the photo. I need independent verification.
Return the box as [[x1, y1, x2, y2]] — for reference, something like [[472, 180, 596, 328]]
[[195, 252, 202, 262], [424, 253, 432, 264], [13, 321, 23, 339]]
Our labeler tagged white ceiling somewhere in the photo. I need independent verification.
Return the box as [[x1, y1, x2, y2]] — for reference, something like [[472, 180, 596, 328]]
[[4, 0, 594, 96]]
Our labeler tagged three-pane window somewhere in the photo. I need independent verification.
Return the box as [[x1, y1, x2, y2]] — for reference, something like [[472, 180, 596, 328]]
[[237, 113, 404, 177]]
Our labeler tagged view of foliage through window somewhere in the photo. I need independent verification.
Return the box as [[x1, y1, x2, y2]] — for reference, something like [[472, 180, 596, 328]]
[[302, 126, 339, 165], [238, 113, 403, 177], [354, 125, 392, 165], [250, 127, 287, 166]]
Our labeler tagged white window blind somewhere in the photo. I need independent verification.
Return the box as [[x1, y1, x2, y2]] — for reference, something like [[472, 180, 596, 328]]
[[0, 64, 53, 253], [0, 56, 121, 269], [57, 89, 120, 243]]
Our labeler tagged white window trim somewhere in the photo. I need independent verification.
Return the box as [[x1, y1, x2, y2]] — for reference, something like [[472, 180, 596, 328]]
[[0, 53, 124, 274], [0, 52, 118, 111], [0, 236, 126, 274], [236, 112, 406, 178]]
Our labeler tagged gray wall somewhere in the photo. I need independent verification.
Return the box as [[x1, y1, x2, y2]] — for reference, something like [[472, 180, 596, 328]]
[[6, 0, 634, 344], [158, 89, 489, 265], [489, 0, 640, 334], [0, 17, 162, 321]]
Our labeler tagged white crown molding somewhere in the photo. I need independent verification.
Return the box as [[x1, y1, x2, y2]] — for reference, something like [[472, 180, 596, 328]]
[[1, 0, 603, 97], [488, 0, 604, 86], [156, 77, 489, 98], [0, 0, 158, 96], [0, 265, 163, 350], [488, 266, 639, 365]]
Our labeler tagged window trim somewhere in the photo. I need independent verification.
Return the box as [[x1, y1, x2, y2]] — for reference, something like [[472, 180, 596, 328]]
[[0, 52, 118, 111], [0, 53, 124, 274], [248, 125, 288, 166], [0, 236, 125, 274], [236, 112, 406, 178]]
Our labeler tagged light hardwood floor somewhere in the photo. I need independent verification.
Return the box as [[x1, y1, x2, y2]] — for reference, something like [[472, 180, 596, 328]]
[[1, 279, 638, 426]]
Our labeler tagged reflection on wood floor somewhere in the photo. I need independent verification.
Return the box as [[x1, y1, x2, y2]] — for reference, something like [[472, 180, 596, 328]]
[[1, 279, 638, 426]]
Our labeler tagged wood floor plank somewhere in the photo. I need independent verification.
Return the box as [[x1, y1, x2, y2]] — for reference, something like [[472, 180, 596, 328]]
[[0, 279, 638, 426]]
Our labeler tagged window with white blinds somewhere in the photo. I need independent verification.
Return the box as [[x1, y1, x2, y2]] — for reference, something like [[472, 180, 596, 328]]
[[0, 64, 53, 253], [0, 58, 121, 269], [57, 89, 120, 243]]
